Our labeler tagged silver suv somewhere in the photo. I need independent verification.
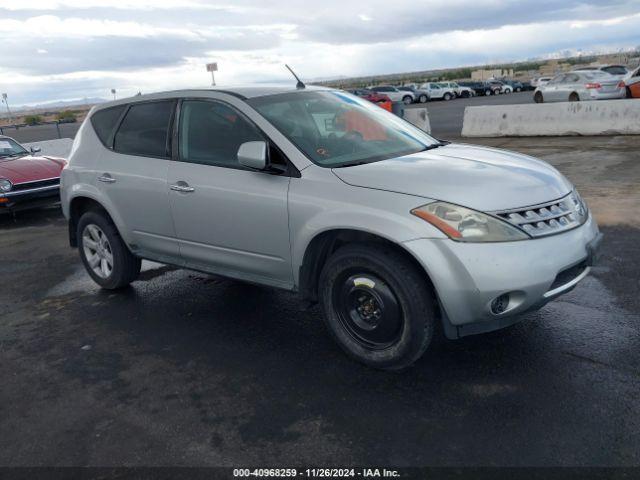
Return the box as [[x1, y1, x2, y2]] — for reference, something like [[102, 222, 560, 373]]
[[61, 86, 602, 369]]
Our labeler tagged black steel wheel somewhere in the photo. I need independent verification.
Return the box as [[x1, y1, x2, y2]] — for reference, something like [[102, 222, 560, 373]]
[[319, 244, 436, 370], [333, 273, 403, 350]]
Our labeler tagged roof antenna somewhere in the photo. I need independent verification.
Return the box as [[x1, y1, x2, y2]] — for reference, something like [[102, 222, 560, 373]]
[[285, 64, 305, 89]]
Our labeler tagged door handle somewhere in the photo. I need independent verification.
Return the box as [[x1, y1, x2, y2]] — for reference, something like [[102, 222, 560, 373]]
[[98, 174, 116, 183], [170, 183, 195, 193]]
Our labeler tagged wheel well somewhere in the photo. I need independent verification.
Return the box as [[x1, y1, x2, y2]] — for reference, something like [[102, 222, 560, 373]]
[[298, 229, 436, 305], [68, 197, 111, 247], [569, 92, 580, 100]]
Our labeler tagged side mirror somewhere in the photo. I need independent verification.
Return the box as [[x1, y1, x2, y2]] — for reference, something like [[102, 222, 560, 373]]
[[237, 141, 267, 170], [30, 146, 41, 154]]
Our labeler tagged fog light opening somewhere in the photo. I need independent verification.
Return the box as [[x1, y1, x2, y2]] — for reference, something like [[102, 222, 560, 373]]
[[491, 294, 510, 315]]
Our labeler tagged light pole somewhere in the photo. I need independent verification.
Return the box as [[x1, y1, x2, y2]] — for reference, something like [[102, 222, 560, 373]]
[[1, 93, 12, 124], [111, 89, 117, 100]]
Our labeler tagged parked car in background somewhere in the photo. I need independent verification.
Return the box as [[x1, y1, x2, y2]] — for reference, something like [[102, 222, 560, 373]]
[[533, 71, 626, 103], [488, 80, 509, 94], [439, 82, 474, 98], [61, 85, 601, 369], [0, 136, 66, 214], [348, 88, 391, 104], [622, 66, 640, 98], [521, 81, 535, 91], [347, 88, 393, 111], [368, 85, 415, 105], [419, 82, 455, 101], [531, 77, 553, 88], [503, 80, 524, 92], [396, 86, 429, 103], [574, 65, 629, 80], [458, 81, 492, 96]]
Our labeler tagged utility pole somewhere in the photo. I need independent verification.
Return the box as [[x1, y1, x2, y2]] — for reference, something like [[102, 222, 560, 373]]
[[111, 89, 117, 100], [1, 93, 12, 124]]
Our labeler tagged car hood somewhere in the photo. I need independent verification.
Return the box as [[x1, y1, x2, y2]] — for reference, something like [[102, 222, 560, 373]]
[[331, 143, 573, 212], [0, 155, 65, 184]]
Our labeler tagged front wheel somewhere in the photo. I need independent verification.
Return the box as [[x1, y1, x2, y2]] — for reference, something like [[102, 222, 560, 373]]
[[443, 92, 452, 101], [319, 244, 435, 370], [485, 89, 492, 96], [78, 210, 141, 289], [418, 94, 428, 103], [402, 95, 413, 105]]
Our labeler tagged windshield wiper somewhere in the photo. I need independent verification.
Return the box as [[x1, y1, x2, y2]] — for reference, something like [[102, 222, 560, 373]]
[[421, 141, 449, 151]]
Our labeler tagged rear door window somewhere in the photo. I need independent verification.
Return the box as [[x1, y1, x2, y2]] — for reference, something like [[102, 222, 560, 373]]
[[114, 101, 175, 158]]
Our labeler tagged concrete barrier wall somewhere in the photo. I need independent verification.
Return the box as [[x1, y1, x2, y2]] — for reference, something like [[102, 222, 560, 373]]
[[462, 99, 640, 137], [403, 107, 431, 134], [23, 138, 73, 158]]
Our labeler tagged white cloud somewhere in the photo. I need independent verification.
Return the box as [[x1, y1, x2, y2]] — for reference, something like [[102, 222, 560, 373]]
[[1, 0, 639, 104]]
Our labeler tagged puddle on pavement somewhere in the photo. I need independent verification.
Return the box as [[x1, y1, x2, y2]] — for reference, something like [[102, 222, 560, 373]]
[[46, 260, 174, 297]]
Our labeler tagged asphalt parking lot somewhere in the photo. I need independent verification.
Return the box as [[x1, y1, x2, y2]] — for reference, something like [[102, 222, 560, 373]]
[[407, 91, 534, 137], [1, 135, 639, 467]]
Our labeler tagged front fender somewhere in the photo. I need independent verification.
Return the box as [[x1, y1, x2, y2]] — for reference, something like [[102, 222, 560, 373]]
[[288, 166, 446, 285]]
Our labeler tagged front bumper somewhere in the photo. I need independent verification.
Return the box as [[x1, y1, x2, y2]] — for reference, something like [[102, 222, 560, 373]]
[[403, 213, 601, 339], [0, 184, 61, 213]]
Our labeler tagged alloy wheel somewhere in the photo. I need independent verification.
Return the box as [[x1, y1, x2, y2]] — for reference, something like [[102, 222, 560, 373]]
[[82, 224, 114, 279]]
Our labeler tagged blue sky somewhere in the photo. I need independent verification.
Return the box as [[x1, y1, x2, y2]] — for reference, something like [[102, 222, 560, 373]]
[[1, 0, 639, 105]]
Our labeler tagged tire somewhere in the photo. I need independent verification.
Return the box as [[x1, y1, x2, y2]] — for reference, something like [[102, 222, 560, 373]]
[[77, 210, 141, 289], [569, 92, 580, 102], [516, 87, 522, 92], [443, 93, 452, 101], [485, 89, 492, 96], [418, 94, 427, 103], [626, 87, 632, 99], [461, 91, 470, 98], [319, 244, 435, 370], [534, 91, 544, 103]]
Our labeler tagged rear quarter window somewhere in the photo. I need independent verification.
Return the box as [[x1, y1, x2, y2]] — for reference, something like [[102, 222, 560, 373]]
[[113, 101, 175, 158], [90, 105, 126, 147]]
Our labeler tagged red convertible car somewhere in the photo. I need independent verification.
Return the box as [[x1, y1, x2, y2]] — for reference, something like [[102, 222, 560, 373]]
[[0, 135, 66, 214]]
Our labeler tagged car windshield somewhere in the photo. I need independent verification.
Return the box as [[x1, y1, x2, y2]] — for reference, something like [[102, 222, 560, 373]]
[[0, 138, 28, 158], [248, 91, 439, 168]]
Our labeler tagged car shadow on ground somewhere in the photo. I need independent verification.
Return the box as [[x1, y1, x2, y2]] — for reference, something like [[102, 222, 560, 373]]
[[0, 205, 64, 230]]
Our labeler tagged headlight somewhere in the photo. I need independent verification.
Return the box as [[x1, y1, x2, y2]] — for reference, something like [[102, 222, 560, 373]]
[[411, 201, 530, 242], [570, 189, 588, 222], [0, 179, 12, 193]]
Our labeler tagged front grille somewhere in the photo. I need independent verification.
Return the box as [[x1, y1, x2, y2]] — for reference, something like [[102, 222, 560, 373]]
[[549, 260, 588, 291], [493, 193, 586, 238], [12, 177, 60, 192]]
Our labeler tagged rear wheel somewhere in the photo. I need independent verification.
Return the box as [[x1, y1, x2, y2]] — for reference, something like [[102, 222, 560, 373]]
[[485, 89, 492, 96], [319, 244, 435, 370], [569, 92, 580, 102], [534, 91, 544, 103], [443, 92, 452, 101], [516, 87, 522, 92], [402, 95, 413, 105], [418, 94, 428, 103], [78, 210, 141, 289]]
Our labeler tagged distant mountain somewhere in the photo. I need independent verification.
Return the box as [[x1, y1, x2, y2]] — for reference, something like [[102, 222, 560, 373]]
[[12, 97, 108, 112]]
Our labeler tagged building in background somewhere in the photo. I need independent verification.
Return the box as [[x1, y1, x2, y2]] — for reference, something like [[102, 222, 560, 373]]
[[471, 68, 513, 80]]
